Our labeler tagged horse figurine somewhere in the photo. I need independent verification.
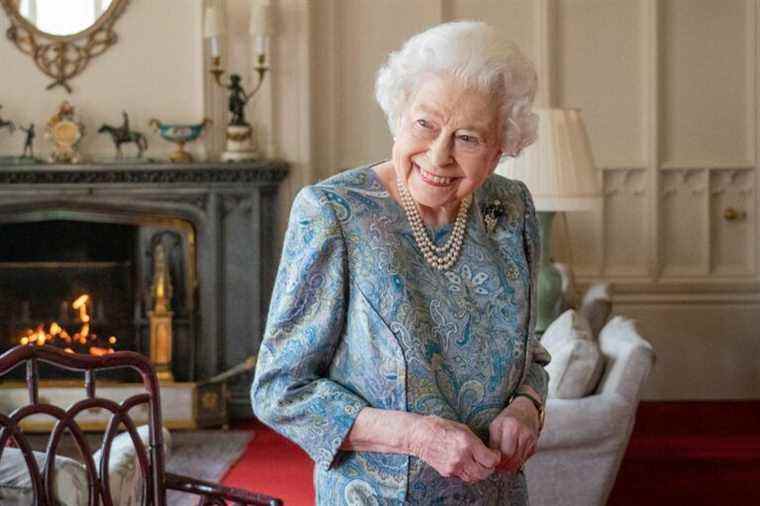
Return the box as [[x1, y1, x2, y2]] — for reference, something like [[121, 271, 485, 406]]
[[0, 105, 15, 134], [98, 111, 148, 158]]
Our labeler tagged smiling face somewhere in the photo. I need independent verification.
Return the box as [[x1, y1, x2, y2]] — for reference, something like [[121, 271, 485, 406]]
[[392, 74, 503, 220]]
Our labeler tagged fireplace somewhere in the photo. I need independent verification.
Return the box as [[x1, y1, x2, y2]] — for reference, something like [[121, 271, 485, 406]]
[[0, 161, 288, 420], [0, 220, 137, 380], [0, 217, 196, 381]]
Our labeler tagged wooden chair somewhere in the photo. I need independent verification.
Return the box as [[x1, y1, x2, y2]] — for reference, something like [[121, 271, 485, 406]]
[[0, 344, 282, 506]]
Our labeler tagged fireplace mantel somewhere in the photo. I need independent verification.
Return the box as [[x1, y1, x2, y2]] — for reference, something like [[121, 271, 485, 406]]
[[0, 161, 288, 185], [0, 160, 289, 419]]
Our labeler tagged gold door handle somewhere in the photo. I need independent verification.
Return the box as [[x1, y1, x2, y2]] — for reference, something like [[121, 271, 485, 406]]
[[723, 207, 746, 221]]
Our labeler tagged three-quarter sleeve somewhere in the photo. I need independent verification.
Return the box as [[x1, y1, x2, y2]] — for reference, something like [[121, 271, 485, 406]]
[[251, 185, 369, 470], [516, 180, 551, 405]]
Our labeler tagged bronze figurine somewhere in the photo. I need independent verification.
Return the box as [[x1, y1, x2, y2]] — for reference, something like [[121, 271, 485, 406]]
[[226, 74, 255, 126], [98, 111, 148, 158], [0, 105, 15, 135], [19, 123, 35, 159]]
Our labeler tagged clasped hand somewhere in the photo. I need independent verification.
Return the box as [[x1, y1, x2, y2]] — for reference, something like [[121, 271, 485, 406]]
[[488, 396, 540, 473], [408, 403, 539, 484]]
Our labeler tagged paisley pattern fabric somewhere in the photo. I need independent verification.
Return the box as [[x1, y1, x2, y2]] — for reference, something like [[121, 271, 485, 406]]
[[252, 164, 550, 505]]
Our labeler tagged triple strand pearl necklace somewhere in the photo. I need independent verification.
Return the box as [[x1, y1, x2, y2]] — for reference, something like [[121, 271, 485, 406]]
[[395, 177, 472, 271]]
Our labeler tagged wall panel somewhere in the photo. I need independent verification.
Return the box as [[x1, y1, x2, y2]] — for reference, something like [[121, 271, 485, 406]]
[[332, 1, 440, 171], [603, 168, 649, 275], [445, 0, 536, 60], [621, 303, 760, 399], [660, 169, 710, 275], [661, 0, 751, 164], [557, 0, 643, 166], [710, 169, 755, 274]]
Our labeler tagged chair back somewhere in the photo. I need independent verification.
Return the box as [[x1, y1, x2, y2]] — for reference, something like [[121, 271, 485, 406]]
[[0, 344, 167, 506]]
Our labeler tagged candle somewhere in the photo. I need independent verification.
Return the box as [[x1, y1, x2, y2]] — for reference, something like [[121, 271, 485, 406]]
[[210, 36, 221, 58], [204, 5, 225, 59], [204, 6, 225, 39], [254, 35, 268, 56], [249, 1, 273, 37]]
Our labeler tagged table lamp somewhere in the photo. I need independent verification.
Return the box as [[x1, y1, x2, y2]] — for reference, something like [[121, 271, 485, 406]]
[[496, 108, 601, 334]]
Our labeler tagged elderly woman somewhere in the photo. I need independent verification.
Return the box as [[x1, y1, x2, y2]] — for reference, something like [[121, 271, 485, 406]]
[[252, 21, 550, 505]]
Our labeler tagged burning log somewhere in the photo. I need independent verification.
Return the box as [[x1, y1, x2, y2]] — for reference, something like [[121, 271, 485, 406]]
[[16, 293, 117, 356]]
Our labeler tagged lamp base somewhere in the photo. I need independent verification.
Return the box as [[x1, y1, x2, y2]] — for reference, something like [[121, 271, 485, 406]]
[[536, 211, 563, 335], [222, 124, 258, 162]]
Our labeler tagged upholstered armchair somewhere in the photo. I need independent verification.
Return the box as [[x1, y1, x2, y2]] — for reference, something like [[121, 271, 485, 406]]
[[0, 344, 281, 506], [525, 315, 655, 506]]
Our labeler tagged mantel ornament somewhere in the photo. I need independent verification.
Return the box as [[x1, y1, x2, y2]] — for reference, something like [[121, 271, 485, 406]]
[[46, 101, 85, 164], [0, 0, 131, 93], [149, 118, 212, 163]]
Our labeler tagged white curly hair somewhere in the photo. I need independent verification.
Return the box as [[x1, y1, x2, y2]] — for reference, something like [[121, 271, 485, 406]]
[[375, 21, 538, 157]]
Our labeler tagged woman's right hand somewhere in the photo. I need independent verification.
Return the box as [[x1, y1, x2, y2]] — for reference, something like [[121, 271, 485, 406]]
[[406, 415, 501, 484]]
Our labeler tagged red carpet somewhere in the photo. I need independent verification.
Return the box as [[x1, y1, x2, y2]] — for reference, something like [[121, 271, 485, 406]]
[[224, 402, 760, 506], [222, 420, 315, 505], [608, 401, 760, 506]]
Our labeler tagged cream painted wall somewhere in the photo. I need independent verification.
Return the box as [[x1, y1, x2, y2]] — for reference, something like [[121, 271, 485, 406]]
[[0, 0, 206, 160]]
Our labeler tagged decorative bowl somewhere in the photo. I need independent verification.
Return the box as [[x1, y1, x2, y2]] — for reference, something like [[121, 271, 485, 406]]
[[149, 118, 212, 163]]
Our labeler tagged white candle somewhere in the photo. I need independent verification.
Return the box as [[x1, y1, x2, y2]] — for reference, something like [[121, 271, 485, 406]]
[[210, 36, 221, 58], [255, 35, 268, 56], [249, 2, 273, 36], [204, 6, 225, 38]]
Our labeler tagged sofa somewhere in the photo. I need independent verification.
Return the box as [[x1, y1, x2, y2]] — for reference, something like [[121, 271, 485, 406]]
[[524, 314, 655, 506]]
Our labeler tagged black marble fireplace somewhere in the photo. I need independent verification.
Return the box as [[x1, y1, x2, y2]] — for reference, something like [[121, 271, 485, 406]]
[[0, 161, 288, 418]]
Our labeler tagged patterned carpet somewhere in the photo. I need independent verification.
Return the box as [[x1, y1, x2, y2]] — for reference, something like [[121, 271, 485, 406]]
[[27, 429, 254, 506], [165, 430, 254, 506]]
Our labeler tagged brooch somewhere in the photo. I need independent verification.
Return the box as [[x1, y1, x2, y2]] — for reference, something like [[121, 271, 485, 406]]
[[481, 199, 505, 234]]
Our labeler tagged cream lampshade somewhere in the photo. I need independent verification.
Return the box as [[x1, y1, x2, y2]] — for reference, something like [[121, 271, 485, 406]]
[[496, 108, 601, 334], [499, 108, 600, 211]]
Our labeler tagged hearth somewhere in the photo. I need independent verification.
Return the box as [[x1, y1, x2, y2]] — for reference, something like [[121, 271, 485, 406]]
[[0, 161, 288, 421]]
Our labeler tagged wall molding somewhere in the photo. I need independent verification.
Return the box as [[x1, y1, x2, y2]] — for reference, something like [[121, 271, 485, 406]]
[[660, 161, 755, 170], [576, 278, 760, 305]]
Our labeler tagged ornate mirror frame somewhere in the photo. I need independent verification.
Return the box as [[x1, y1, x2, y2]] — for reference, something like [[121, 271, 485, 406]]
[[0, 0, 130, 93]]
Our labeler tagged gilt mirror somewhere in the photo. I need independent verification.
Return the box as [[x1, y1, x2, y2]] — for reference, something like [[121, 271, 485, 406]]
[[0, 0, 130, 92]]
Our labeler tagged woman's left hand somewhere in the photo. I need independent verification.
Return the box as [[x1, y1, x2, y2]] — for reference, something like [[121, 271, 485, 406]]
[[488, 396, 540, 473]]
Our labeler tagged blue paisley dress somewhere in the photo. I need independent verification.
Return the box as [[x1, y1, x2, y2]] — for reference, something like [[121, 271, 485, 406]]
[[252, 164, 550, 505]]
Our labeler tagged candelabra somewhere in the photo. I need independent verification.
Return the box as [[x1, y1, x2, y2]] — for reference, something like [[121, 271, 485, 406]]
[[204, 0, 272, 161]]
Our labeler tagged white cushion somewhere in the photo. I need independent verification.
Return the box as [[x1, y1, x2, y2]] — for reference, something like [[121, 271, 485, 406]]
[[542, 310, 605, 399], [0, 447, 88, 505], [0, 425, 171, 506], [93, 425, 172, 506]]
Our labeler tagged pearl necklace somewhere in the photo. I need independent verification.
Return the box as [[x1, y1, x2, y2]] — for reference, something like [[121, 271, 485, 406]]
[[396, 177, 471, 271]]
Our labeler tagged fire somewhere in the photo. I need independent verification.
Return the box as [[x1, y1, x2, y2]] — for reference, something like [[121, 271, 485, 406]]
[[17, 294, 117, 356]]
